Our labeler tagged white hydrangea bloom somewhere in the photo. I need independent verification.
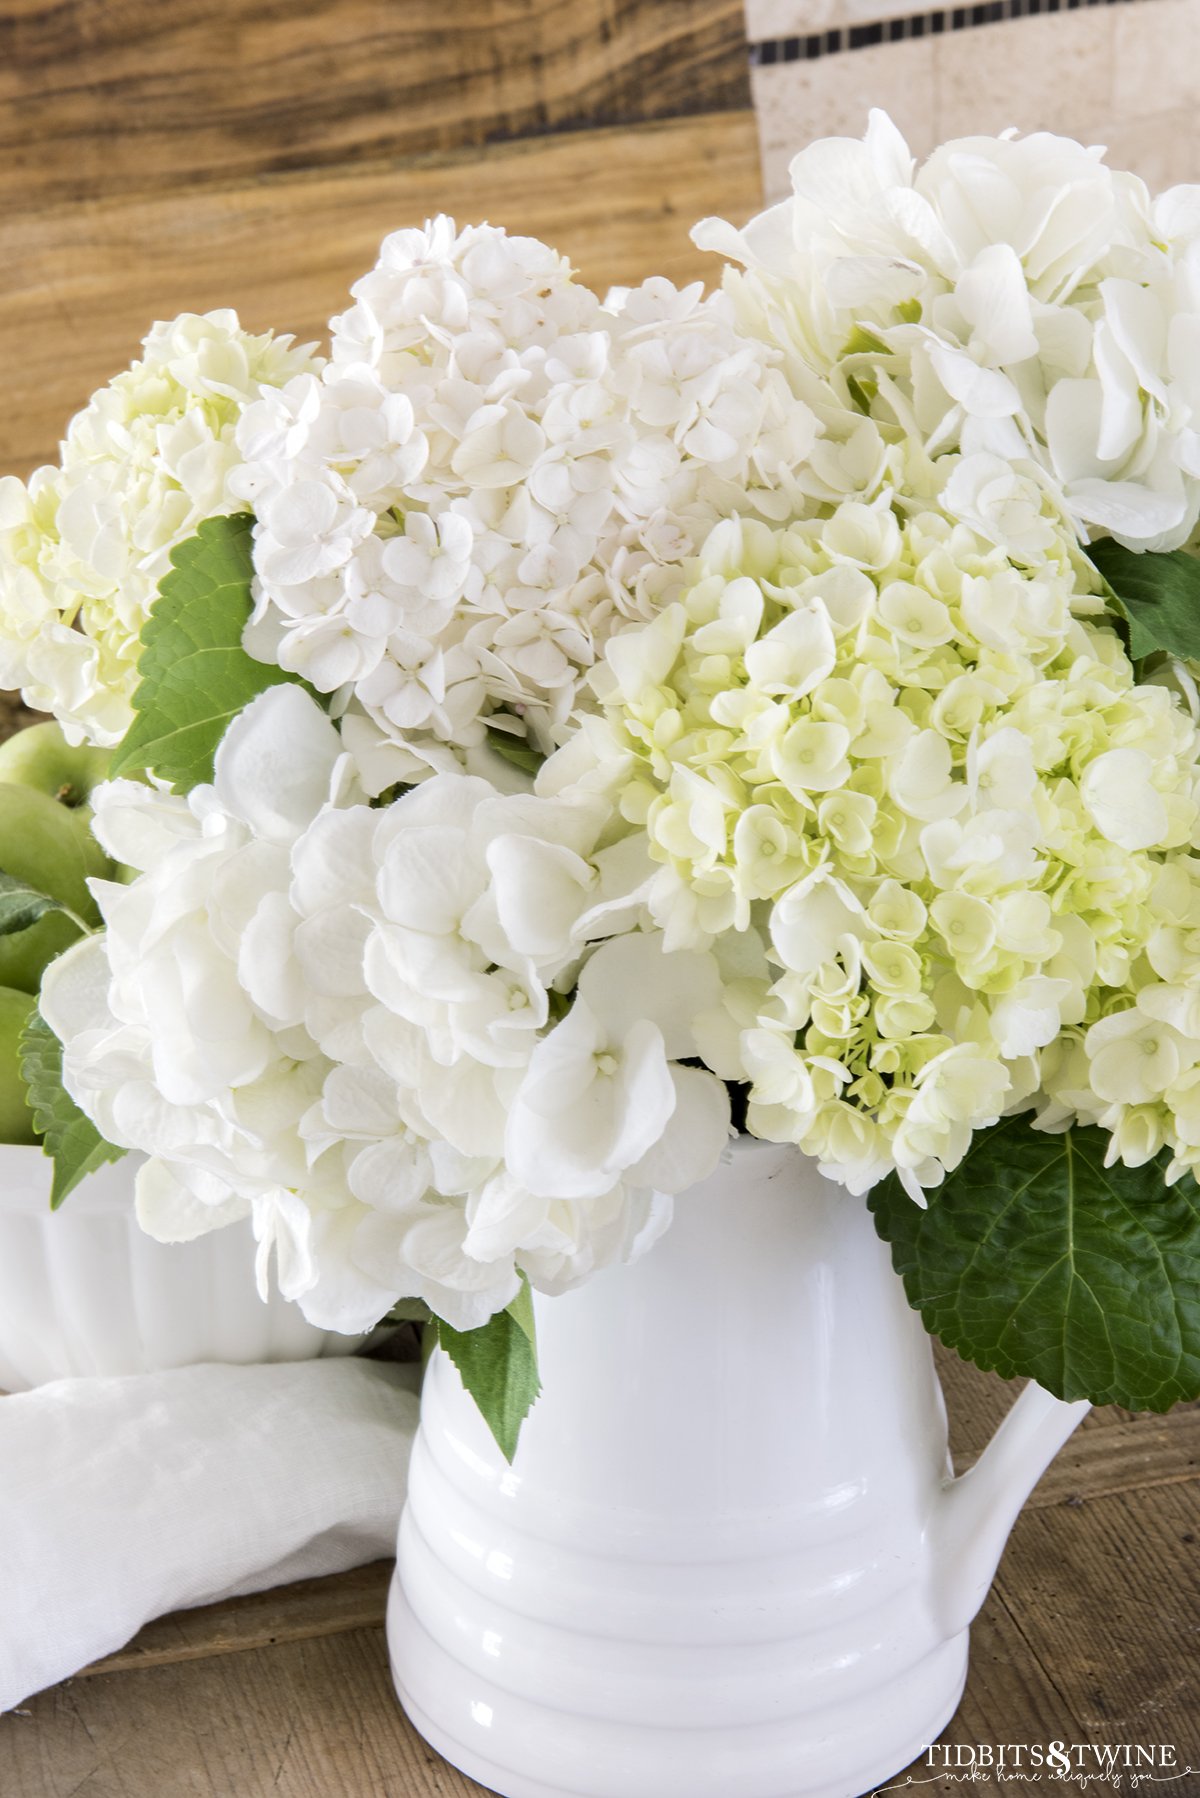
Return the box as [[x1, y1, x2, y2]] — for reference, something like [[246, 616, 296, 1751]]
[[233, 218, 820, 782], [0, 312, 319, 745], [695, 112, 1200, 552], [42, 683, 736, 1335], [545, 502, 1200, 1196]]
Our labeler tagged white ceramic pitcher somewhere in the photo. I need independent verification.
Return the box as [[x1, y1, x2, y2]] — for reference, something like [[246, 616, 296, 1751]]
[[388, 1137, 1089, 1798]]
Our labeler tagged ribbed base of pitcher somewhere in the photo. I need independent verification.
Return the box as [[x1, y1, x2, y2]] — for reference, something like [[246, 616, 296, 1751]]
[[387, 1565, 970, 1798]]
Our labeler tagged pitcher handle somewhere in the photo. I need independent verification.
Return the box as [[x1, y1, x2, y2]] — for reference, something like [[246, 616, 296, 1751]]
[[931, 1380, 1091, 1640]]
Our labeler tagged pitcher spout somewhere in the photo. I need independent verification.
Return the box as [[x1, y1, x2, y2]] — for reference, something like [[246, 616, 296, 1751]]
[[931, 1381, 1090, 1640]]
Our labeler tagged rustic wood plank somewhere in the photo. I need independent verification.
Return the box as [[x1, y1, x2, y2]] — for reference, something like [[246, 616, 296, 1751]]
[[0, 1627, 484, 1798], [0, 110, 761, 477], [0, 695, 36, 741], [1025, 1405, 1200, 1513], [0, 1, 750, 211], [889, 1586, 1100, 1793], [937, 1342, 1024, 1459], [937, 1342, 1200, 1485], [80, 1562, 394, 1678], [991, 1481, 1200, 1742], [890, 1468, 1200, 1788], [17, 1605, 1082, 1798]]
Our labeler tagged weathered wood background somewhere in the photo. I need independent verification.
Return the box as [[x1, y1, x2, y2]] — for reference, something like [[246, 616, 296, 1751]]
[[0, 0, 757, 477], [0, 4, 1197, 1793]]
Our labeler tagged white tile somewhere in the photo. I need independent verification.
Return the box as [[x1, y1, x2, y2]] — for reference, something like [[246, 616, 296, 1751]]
[[745, 0, 839, 36], [753, 42, 938, 201], [746, 0, 914, 33], [933, 10, 1115, 144], [1113, 0, 1200, 120], [748, 1, 1200, 210], [1092, 107, 1200, 189]]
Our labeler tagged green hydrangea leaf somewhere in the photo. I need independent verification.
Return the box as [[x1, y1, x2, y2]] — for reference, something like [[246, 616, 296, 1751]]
[[18, 1008, 127, 1209], [505, 1274, 536, 1345], [437, 1284, 541, 1462], [0, 872, 77, 938], [109, 514, 299, 794], [485, 725, 545, 778], [1088, 539, 1200, 664], [384, 1298, 433, 1325], [868, 1116, 1200, 1412]]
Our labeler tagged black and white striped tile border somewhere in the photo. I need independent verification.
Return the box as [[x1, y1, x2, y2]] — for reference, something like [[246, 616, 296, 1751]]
[[750, 0, 1140, 62]]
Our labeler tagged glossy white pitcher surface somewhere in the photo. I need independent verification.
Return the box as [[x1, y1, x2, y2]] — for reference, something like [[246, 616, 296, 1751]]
[[0, 1144, 359, 1388], [388, 1138, 1087, 1798]]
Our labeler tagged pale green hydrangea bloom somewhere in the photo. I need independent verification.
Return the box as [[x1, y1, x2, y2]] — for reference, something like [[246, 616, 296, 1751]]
[[547, 501, 1200, 1197], [0, 311, 318, 745]]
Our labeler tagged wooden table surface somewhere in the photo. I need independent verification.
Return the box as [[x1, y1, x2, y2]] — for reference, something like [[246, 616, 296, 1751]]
[[1, 1349, 1197, 1797], [1, 4, 1199, 1792]]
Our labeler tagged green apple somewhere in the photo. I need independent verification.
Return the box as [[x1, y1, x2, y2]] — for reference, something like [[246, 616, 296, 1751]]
[[0, 721, 111, 809], [0, 781, 115, 994], [0, 984, 38, 1144]]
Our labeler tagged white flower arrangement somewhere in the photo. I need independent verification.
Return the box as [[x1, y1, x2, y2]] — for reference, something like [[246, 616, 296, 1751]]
[[8, 115, 1200, 1450]]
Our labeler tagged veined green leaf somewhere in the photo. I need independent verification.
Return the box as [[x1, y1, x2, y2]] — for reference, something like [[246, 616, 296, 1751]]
[[109, 514, 300, 794], [0, 872, 77, 938], [19, 1008, 127, 1208], [384, 1298, 433, 1325], [1088, 539, 1200, 664], [437, 1284, 542, 1462], [869, 1116, 1200, 1412], [485, 725, 545, 779], [505, 1274, 536, 1345]]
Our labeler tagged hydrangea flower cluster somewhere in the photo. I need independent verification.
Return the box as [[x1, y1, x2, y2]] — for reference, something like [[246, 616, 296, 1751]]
[[546, 503, 1200, 1195], [17, 119, 1200, 1405], [42, 685, 736, 1332], [0, 312, 317, 745], [232, 218, 818, 783], [696, 112, 1200, 554]]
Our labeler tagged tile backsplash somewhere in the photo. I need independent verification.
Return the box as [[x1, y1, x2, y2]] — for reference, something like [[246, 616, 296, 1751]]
[[746, 0, 1200, 199]]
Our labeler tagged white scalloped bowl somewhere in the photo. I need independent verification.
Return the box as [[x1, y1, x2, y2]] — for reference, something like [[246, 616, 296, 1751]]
[[0, 1145, 360, 1390]]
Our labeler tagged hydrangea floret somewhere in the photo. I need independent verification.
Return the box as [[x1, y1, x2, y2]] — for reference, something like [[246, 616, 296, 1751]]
[[695, 111, 1200, 555], [0, 312, 318, 745], [546, 501, 1200, 1197], [233, 219, 819, 784], [41, 684, 736, 1333]]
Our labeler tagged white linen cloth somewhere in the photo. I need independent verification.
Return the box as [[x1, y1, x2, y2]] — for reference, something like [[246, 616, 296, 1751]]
[[0, 1356, 420, 1712]]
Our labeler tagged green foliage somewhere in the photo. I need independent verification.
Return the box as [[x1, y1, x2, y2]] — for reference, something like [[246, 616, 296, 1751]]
[[485, 725, 545, 779], [0, 872, 75, 938], [19, 1009, 126, 1208], [384, 1298, 433, 1324], [869, 1116, 1200, 1412], [1089, 540, 1200, 664], [841, 324, 889, 357], [846, 374, 878, 416], [437, 1281, 542, 1462], [109, 514, 299, 793], [505, 1275, 536, 1345]]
